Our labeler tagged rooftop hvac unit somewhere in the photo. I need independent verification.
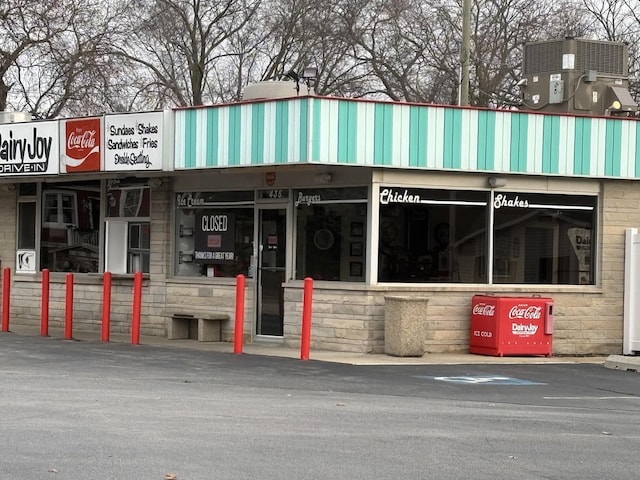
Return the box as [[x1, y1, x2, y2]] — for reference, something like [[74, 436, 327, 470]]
[[0, 111, 32, 124], [243, 80, 316, 100], [519, 38, 637, 116]]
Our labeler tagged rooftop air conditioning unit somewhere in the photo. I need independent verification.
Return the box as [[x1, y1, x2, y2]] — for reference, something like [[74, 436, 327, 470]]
[[0, 111, 32, 124], [243, 81, 302, 100], [519, 38, 638, 116]]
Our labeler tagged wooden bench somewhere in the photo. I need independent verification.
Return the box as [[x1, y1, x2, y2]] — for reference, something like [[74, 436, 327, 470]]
[[168, 313, 229, 342]]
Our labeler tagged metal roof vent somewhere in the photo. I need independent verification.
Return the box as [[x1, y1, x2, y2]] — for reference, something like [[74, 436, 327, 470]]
[[0, 111, 32, 124]]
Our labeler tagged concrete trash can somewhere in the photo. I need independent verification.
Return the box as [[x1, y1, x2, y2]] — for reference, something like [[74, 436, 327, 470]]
[[384, 296, 429, 357]]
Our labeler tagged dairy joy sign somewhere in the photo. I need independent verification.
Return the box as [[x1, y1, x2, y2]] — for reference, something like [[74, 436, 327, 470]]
[[104, 112, 164, 171], [0, 121, 59, 175], [60, 117, 102, 173]]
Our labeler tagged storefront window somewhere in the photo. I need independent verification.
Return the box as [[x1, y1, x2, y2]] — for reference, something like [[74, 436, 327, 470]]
[[378, 187, 597, 285], [294, 187, 368, 281], [175, 191, 254, 277], [104, 179, 151, 273], [41, 181, 101, 273], [378, 188, 488, 282], [492, 192, 596, 285]]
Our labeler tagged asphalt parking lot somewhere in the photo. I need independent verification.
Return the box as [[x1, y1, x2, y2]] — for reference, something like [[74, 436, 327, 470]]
[[1, 332, 639, 480]]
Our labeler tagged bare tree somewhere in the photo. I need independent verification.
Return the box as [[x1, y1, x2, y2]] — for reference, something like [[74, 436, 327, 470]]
[[0, 1, 72, 113], [585, 0, 640, 99], [115, 0, 262, 107], [0, 0, 135, 118]]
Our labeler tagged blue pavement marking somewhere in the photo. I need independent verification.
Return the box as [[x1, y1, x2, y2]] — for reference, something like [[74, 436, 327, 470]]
[[415, 375, 547, 385]]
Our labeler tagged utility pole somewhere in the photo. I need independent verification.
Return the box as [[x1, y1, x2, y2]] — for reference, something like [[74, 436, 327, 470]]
[[460, 0, 471, 106]]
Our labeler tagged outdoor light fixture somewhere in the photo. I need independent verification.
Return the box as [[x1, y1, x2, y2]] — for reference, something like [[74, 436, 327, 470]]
[[315, 172, 333, 184], [284, 66, 317, 95], [488, 177, 506, 188], [301, 67, 318, 82], [148, 177, 163, 189]]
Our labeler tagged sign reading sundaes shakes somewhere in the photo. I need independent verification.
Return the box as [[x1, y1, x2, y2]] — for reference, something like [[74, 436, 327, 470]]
[[0, 121, 59, 175], [104, 112, 164, 171]]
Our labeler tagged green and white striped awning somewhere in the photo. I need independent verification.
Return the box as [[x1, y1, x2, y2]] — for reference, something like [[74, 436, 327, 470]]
[[174, 96, 640, 179]]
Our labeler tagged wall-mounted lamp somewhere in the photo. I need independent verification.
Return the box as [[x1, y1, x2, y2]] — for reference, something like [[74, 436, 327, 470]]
[[315, 172, 333, 184], [148, 177, 163, 189], [488, 177, 506, 188]]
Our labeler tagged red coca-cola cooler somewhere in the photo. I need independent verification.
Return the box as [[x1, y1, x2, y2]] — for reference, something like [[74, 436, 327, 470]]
[[469, 295, 554, 357]]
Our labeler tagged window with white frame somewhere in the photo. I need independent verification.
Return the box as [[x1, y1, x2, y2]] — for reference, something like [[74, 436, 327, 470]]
[[377, 187, 597, 285], [104, 180, 151, 274], [40, 181, 101, 273]]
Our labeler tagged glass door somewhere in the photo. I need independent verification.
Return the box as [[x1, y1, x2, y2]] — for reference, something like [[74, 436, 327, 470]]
[[257, 208, 287, 336]]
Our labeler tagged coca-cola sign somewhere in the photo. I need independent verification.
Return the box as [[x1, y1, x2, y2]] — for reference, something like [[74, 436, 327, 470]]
[[508, 304, 542, 320], [472, 303, 496, 317], [61, 117, 101, 172]]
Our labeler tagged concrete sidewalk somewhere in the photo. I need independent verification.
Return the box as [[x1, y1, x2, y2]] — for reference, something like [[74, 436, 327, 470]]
[[2, 324, 616, 366]]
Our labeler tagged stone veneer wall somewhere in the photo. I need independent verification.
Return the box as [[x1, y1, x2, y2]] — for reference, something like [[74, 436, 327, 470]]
[[10, 275, 166, 336], [3, 179, 639, 355], [279, 180, 639, 356], [4, 182, 252, 341], [281, 284, 624, 355], [0, 189, 17, 271]]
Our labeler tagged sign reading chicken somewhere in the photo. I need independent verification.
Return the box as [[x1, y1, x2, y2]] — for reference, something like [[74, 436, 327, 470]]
[[60, 117, 102, 173]]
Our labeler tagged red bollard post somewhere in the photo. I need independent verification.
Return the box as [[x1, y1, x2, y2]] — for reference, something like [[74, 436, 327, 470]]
[[64, 273, 74, 340], [101, 272, 112, 342], [300, 277, 314, 360], [234, 274, 246, 354], [40, 269, 50, 337], [131, 271, 143, 345], [2, 267, 11, 332]]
